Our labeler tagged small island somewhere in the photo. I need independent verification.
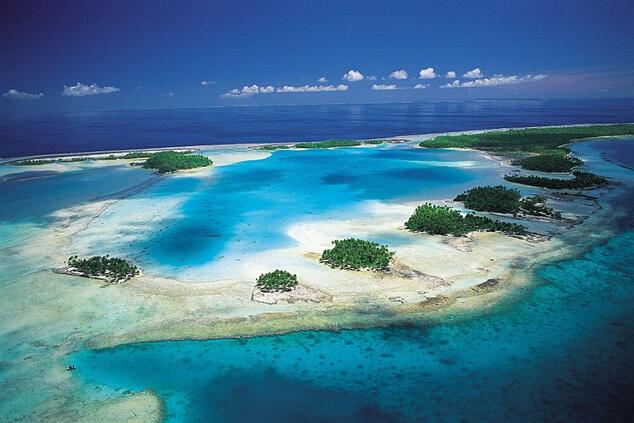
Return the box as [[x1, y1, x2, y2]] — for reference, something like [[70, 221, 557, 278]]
[[454, 185, 560, 217], [259, 139, 385, 150], [320, 238, 394, 271], [504, 171, 608, 189], [255, 270, 299, 292], [405, 203, 527, 236], [141, 151, 212, 173], [8, 150, 193, 166], [56, 255, 140, 284], [511, 154, 583, 172]]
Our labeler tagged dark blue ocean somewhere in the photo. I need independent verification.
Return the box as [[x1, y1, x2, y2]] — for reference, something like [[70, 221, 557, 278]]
[[1, 98, 633, 158]]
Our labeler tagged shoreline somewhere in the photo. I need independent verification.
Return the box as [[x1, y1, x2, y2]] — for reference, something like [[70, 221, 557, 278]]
[[2, 121, 632, 164]]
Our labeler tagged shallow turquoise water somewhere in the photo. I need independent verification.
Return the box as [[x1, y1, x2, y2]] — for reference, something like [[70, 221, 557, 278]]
[[73, 140, 634, 422], [125, 145, 504, 276]]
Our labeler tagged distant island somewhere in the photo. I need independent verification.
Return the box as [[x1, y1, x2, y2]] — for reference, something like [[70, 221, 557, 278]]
[[8, 149, 213, 174], [421, 124, 634, 189], [55, 255, 140, 284], [259, 139, 385, 150], [141, 151, 212, 173]]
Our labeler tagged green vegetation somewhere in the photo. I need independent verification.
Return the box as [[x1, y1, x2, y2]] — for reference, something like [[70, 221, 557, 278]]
[[295, 139, 361, 149], [405, 203, 526, 236], [453, 185, 560, 218], [320, 238, 394, 271], [259, 144, 291, 151], [255, 270, 298, 292], [512, 154, 583, 172], [505, 171, 608, 189], [519, 195, 561, 218], [258, 139, 384, 150], [420, 125, 634, 154], [9, 150, 191, 166], [67, 255, 139, 282], [142, 151, 212, 173], [12, 159, 57, 166], [454, 185, 521, 213]]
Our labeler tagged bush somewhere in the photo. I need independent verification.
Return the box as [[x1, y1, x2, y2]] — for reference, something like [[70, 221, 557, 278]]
[[505, 171, 608, 189], [295, 139, 361, 149], [320, 238, 394, 271], [142, 151, 212, 173], [259, 144, 291, 151], [405, 203, 526, 236], [454, 185, 521, 213], [512, 154, 583, 172], [519, 195, 561, 218], [67, 255, 139, 282], [256, 270, 298, 292]]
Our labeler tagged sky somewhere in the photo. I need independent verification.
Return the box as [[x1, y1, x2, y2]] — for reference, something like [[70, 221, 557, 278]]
[[1, 0, 633, 113]]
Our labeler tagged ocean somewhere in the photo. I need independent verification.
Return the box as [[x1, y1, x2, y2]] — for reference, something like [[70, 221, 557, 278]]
[[1, 98, 633, 158]]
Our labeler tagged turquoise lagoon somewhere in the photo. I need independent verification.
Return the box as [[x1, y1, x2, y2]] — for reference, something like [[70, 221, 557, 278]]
[[70, 144, 510, 280], [71, 140, 634, 422]]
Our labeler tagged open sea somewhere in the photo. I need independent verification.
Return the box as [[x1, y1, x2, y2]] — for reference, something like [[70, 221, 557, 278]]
[[1, 99, 633, 422], [1, 98, 633, 158]]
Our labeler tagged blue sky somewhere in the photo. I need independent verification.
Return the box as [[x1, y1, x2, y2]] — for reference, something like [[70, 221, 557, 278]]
[[2, 0, 633, 112]]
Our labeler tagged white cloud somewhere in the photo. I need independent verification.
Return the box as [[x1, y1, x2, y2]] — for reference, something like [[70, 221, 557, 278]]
[[276, 84, 348, 93], [223, 83, 348, 97], [418, 67, 436, 79], [3, 89, 43, 100], [62, 82, 119, 96], [414, 84, 428, 89], [441, 74, 547, 88], [389, 70, 408, 80], [343, 69, 364, 82], [317, 76, 328, 83], [445, 71, 456, 79], [201, 80, 216, 85], [366, 75, 377, 81], [371, 84, 397, 91], [440, 80, 461, 88], [222, 84, 275, 97], [463, 68, 483, 78]]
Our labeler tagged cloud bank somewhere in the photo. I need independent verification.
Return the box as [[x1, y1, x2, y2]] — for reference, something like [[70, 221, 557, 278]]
[[371, 84, 397, 91], [3, 89, 43, 100], [62, 82, 119, 96], [223, 84, 348, 97], [441, 74, 546, 88], [463, 68, 483, 78]]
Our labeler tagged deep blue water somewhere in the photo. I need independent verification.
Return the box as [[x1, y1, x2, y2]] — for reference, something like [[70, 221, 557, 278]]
[[72, 141, 634, 422], [1, 98, 633, 158]]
